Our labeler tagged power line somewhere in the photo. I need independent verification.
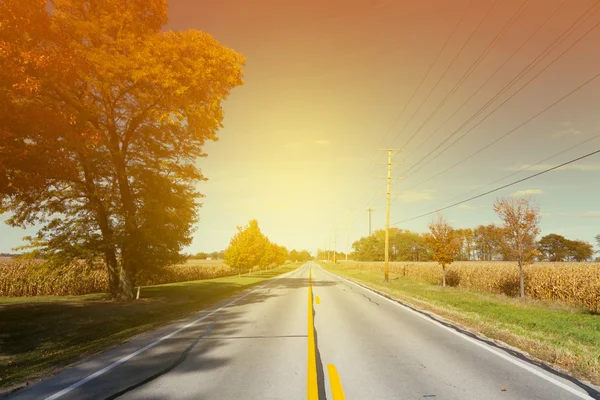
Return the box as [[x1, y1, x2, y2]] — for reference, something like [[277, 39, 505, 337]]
[[401, 1, 600, 179], [388, 0, 498, 148], [403, 0, 568, 165], [372, 0, 471, 151], [405, 13, 600, 184], [392, 148, 600, 225], [360, 1, 473, 206], [404, 68, 600, 192], [415, 132, 600, 214], [399, 0, 530, 149]]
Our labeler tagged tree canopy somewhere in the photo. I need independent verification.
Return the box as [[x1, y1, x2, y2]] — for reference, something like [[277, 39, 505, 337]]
[[425, 214, 460, 287], [538, 234, 594, 262], [0, 0, 244, 299], [224, 220, 288, 273], [494, 197, 540, 297]]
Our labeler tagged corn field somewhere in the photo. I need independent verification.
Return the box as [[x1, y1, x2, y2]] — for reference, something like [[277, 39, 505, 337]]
[[0, 259, 237, 297], [338, 261, 600, 312]]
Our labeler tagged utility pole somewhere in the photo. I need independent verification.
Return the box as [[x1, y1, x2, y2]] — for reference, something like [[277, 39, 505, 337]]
[[366, 207, 375, 236], [333, 228, 337, 264], [345, 228, 349, 262], [379, 148, 402, 282], [345, 209, 354, 262]]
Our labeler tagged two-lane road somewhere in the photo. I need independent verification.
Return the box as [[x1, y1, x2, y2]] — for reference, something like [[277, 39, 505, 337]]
[[8, 262, 598, 399]]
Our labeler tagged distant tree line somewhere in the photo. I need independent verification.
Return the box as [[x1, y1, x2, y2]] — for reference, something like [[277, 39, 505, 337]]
[[316, 250, 349, 261], [350, 220, 598, 263], [190, 251, 226, 260], [0, 253, 22, 258], [350, 229, 431, 262], [288, 249, 312, 262]]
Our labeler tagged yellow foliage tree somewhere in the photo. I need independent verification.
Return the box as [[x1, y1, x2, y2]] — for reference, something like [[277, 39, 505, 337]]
[[425, 214, 460, 287], [224, 220, 269, 275]]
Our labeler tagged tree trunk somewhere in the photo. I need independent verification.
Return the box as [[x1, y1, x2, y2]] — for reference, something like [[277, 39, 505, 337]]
[[112, 155, 139, 300], [442, 264, 446, 287], [105, 249, 119, 296], [518, 259, 525, 298], [116, 262, 135, 300], [80, 159, 121, 298]]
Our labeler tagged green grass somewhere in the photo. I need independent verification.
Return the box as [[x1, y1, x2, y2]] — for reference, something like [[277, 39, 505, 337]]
[[0, 264, 298, 391], [323, 264, 600, 386]]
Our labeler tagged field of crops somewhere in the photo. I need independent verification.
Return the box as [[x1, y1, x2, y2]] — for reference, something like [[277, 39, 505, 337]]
[[0, 259, 236, 297], [338, 261, 600, 312]]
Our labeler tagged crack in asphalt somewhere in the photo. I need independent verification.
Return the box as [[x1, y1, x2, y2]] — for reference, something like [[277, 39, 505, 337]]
[[104, 317, 222, 399]]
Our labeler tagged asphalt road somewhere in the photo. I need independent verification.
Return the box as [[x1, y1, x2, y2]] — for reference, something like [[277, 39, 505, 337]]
[[7, 262, 599, 400]]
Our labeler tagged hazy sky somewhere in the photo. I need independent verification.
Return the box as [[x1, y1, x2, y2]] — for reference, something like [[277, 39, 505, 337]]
[[2, 0, 600, 255]]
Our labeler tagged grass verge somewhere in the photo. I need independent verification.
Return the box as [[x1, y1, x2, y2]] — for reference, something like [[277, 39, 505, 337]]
[[0, 264, 299, 392], [322, 263, 600, 386]]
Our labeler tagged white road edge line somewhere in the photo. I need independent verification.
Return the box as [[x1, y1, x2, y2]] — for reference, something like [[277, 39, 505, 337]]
[[44, 265, 305, 400], [319, 266, 594, 400]]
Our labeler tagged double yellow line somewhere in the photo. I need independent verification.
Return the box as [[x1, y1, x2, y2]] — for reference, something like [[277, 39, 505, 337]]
[[307, 266, 319, 399], [307, 265, 345, 400]]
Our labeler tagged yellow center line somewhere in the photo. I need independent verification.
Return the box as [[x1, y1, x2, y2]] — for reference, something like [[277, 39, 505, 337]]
[[315, 296, 320, 304], [307, 266, 319, 400], [327, 364, 346, 400]]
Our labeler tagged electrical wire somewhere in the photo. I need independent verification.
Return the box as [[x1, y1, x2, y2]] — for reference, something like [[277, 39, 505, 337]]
[[360, 0, 473, 207], [388, 0, 499, 148], [401, 1, 600, 179], [392, 148, 600, 225], [399, 0, 531, 149], [412, 132, 600, 215], [403, 66, 600, 192], [403, 0, 568, 165]]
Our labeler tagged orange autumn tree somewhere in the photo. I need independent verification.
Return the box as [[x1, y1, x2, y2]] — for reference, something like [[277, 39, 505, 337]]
[[0, 0, 244, 299], [494, 197, 540, 298], [425, 214, 460, 287]]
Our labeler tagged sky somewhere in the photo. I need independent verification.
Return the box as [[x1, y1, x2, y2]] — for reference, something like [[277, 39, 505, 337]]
[[2, 0, 600, 255]]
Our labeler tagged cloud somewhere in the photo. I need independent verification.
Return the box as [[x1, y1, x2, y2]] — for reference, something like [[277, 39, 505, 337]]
[[314, 140, 330, 145], [457, 204, 478, 210], [554, 128, 582, 138], [578, 211, 600, 218], [397, 190, 434, 203], [505, 163, 600, 172], [512, 189, 543, 197]]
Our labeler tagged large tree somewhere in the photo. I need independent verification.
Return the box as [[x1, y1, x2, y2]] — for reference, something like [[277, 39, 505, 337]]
[[538, 234, 594, 262], [0, 0, 244, 299], [224, 220, 269, 275], [494, 197, 540, 298], [538, 234, 570, 262], [566, 240, 594, 262]]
